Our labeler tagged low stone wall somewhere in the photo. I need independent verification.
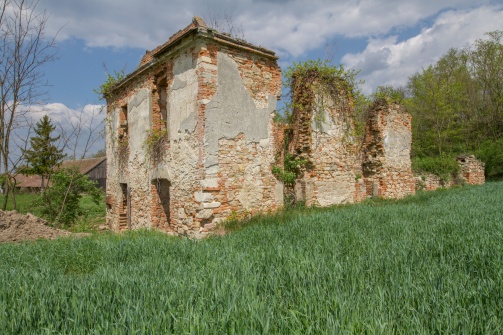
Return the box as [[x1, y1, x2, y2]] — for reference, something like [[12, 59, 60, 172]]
[[457, 155, 485, 185], [414, 155, 485, 192], [415, 174, 453, 191]]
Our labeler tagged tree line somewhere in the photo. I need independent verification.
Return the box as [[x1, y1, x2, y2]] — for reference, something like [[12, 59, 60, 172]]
[[406, 31, 503, 178]]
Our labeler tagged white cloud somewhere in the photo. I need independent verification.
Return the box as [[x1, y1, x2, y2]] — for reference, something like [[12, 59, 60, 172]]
[[32, 0, 503, 101], [40, 0, 495, 56], [341, 5, 503, 93], [14, 103, 106, 160]]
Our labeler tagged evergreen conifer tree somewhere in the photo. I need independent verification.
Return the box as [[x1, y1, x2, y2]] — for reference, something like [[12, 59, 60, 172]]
[[22, 115, 65, 190]]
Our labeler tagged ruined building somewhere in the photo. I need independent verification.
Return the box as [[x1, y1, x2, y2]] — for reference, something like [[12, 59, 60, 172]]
[[283, 76, 415, 207], [285, 75, 367, 206], [105, 18, 482, 236], [105, 17, 283, 236], [362, 101, 416, 198]]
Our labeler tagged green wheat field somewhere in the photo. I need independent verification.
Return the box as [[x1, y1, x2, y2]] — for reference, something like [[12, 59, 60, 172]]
[[1, 182, 502, 334]]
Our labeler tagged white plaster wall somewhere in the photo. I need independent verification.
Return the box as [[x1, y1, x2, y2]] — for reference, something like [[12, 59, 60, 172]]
[[128, 88, 151, 163], [105, 108, 121, 228], [383, 110, 411, 169], [169, 52, 198, 140]]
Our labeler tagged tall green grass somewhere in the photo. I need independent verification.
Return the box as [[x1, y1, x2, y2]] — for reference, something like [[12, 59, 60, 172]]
[[1, 183, 502, 334]]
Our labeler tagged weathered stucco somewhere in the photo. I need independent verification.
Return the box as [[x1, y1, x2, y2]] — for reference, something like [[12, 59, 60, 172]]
[[362, 101, 415, 199], [169, 52, 198, 139], [205, 52, 270, 169], [128, 88, 151, 162], [106, 17, 283, 236]]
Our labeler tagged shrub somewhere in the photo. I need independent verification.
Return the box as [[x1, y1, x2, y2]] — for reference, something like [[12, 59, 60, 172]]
[[412, 155, 460, 182], [477, 138, 503, 178], [36, 167, 102, 227]]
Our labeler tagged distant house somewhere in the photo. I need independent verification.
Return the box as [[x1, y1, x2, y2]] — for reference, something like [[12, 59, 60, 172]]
[[15, 156, 107, 192]]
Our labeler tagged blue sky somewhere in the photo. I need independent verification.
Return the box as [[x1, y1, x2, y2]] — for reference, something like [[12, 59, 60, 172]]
[[17, 0, 503, 157]]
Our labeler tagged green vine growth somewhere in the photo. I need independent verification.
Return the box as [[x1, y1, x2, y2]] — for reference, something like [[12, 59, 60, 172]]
[[372, 85, 406, 105], [272, 153, 308, 186], [143, 128, 168, 163], [94, 69, 126, 101], [281, 59, 363, 127]]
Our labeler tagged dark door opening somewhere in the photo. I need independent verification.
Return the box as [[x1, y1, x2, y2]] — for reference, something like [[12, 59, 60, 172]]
[[153, 178, 170, 225], [120, 183, 131, 229]]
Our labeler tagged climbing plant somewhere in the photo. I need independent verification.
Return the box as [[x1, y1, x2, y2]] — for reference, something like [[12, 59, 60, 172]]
[[94, 69, 126, 101], [281, 59, 363, 126], [272, 153, 308, 186], [143, 128, 168, 164]]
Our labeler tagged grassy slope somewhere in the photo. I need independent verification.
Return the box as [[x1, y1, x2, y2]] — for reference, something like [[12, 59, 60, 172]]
[[0, 183, 502, 334]]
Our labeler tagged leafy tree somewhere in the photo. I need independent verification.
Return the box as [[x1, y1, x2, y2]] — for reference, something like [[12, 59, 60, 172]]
[[407, 31, 503, 176], [406, 32, 503, 178], [36, 167, 101, 227], [407, 48, 473, 157], [469, 31, 503, 142], [22, 115, 65, 190]]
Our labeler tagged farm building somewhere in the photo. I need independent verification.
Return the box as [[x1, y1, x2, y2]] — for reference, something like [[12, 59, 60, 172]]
[[15, 156, 107, 192]]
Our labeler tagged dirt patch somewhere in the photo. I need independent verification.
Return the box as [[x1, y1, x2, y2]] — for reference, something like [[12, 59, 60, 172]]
[[0, 210, 89, 243]]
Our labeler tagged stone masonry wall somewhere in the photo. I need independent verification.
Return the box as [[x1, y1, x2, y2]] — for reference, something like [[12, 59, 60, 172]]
[[106, 23, 282, 236], [289, 87, 362, 206], [362, 101, 415, 199], [198, 42, 283, 231], [456, 155, 485, 185], [413, 155, 485, 192]]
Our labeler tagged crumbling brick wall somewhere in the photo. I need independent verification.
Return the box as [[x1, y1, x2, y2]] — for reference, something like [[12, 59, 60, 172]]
[[414, 174, 454, 191], [287, 80, 362, 206], [362, 101, 415, 199], [105, 17, 283, 236], [456, 155, 485, 185], [413, 155, 485, 192]]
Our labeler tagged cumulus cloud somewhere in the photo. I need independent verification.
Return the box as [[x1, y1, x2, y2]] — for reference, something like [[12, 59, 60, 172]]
[[341, 5, 503, 93], [32, 1, 503, 102], [13, 103, 106, 160], [41, 0, 495, 56]]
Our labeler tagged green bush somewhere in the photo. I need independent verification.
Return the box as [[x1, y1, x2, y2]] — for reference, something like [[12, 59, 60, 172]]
[[477, 138, 503, 178], [412, 155, 460, 182], [36, 167, 102, 227], [272, 153, 308, 186]]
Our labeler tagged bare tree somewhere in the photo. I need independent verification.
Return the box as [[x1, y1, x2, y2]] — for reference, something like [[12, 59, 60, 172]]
[[57, 105, 105, 160], [0, 0, 57, 209], [49, 105, 104, 225]]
